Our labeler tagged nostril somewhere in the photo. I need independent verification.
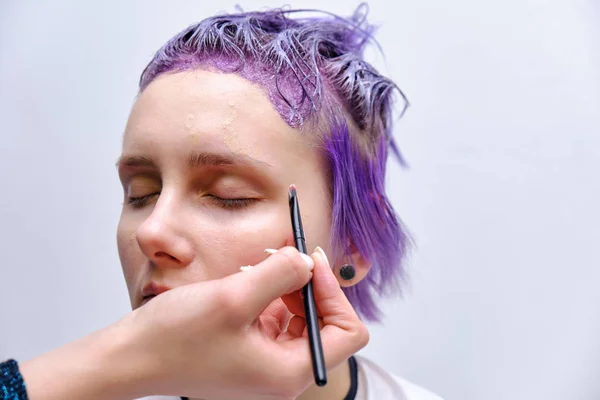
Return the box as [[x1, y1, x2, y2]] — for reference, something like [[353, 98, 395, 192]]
[[155, 251, 178, 261]]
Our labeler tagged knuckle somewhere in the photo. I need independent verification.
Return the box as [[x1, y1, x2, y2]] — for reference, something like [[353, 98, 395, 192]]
[[213, 283, 247, 323], [213, 287, 231, 309], [277, 246, 300, 260], [275, 247, 306, 274], [354, 322, 371, 349]]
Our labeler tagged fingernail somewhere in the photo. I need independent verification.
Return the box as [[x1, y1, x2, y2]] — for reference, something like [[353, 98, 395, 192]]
[[239, 265, 254, 272], [300, 253, 315, 271], [264, 248, 278, 255], [315, 246, 331, 269]]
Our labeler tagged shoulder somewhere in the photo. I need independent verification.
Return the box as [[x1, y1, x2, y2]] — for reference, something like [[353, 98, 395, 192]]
[[355, 355, 444, 400]]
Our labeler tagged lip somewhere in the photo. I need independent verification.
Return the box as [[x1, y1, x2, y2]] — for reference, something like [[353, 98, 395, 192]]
[[140, 282, 171, 306]]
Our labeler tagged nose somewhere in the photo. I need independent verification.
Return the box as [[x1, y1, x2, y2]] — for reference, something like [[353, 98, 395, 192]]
[[135, 199, 194, 270]]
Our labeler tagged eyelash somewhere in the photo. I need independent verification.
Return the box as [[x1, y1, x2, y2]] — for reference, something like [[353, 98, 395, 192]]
[[126, 193, 257, 209], [208, 196, 258, 209], [127, 194, 159, 208]]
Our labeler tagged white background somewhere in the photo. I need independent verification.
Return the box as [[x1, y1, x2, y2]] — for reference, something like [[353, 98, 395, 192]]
[[1, 1, 599, 399]]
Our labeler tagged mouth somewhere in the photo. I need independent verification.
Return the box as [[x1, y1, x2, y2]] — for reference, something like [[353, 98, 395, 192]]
[[141, 295, 156, 306], [140, 282, 171, 306]]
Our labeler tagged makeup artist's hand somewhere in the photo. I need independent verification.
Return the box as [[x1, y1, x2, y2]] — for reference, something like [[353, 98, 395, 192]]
[[18, 246, 368, 400], [126, 245, 369, 400]]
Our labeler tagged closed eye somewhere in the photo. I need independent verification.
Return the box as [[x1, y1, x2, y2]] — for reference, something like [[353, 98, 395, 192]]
[[127, 193, 159, 208], [126, 193, 258, 209], [206, 195, 258, 209]]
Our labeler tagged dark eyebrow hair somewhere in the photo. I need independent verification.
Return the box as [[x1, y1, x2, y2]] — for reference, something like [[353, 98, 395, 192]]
[[115, 155, 155, 169], [116, 151, 272, 169], [188, 151, 272, 169]]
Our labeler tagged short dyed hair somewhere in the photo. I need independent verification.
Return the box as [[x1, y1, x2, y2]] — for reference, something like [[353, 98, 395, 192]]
[[138, 3, 411, 322]]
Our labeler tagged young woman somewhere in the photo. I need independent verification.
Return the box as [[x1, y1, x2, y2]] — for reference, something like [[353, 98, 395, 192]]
[[121, 5, 441, 400]]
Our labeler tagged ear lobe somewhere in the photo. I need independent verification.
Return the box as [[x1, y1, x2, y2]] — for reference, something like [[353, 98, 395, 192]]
[[336, 244, 370, 288]]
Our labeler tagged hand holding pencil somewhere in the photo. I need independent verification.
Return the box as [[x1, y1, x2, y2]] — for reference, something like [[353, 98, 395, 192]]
[[19, 243, 368, 400]]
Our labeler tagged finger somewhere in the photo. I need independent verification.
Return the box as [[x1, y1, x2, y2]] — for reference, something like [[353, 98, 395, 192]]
[[223, 246, 314, 323], [308, 247, 369, 367], [281, 247, 331, 318], [311, 247, 357, 326], [280, 290, 304, 317], [297, 317, 325, 337], [283, 315, 324, 338], [258, 299, 294, 338], [286, 315, 306, 338], [284, 322, 368, 371], [280, 236, 309, 316]]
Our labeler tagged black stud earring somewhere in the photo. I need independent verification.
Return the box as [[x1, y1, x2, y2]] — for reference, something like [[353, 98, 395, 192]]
[[339, 264, 356, 281]]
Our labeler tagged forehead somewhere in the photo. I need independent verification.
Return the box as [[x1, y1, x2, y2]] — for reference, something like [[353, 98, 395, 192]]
[[133, 69, 271, 120], [123, 70, 314, 164]]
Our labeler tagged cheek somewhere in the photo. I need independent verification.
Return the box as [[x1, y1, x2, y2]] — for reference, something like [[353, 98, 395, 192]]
[[304, 208, 332, 255], [117, 215, 142, 294], [194, 205, 291, 278], [295, 185, 333, 256]]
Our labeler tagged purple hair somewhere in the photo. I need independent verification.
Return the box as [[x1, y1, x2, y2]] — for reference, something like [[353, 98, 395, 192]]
[[138, 4, 411, 322]]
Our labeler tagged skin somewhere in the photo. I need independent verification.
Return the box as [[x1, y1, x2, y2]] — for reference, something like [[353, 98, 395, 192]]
[[19, 248, 370, 400], [117, 69, 363, 400]]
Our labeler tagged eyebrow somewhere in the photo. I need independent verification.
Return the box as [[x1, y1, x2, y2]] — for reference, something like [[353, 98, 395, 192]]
[[115, 155, 155, 169], [116, 151, 272, 169]]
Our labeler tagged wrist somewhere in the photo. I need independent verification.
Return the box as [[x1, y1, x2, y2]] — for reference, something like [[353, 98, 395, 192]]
[[20, 315, 154, 400], [89, 316, 157, 399], [107, 311, 162, 398]]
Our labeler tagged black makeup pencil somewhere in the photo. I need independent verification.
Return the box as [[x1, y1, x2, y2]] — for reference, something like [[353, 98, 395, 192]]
[[288, 184, 327, 387]]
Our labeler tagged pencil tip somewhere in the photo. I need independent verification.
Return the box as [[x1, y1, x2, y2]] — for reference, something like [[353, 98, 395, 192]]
[[288, 184, 297, 200]]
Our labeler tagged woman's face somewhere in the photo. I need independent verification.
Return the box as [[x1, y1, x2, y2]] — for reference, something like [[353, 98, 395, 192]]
[[117, 70, 332, 309]]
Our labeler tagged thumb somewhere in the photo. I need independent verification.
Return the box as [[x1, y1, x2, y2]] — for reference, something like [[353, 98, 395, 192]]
[[311, 247, 357, 325], [223, 246, 314, 323], [310, 247, 369, 367]]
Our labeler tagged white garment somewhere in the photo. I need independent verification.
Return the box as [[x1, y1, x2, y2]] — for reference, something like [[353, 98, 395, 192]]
[[138, 355, 443, 400], [354, 355, 443, 400]]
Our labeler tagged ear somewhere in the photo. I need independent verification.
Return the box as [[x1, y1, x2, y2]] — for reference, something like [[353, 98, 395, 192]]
[[335, 243, 370, 288]]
